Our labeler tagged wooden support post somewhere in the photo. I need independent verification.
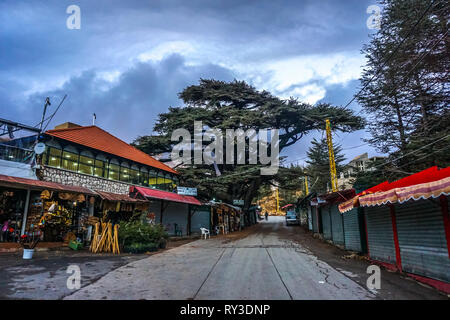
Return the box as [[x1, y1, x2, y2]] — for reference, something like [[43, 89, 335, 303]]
[[20, 188, 31, 236]]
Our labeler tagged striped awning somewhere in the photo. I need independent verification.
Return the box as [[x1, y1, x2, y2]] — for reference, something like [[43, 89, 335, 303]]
[[341, 176, 450, 211]]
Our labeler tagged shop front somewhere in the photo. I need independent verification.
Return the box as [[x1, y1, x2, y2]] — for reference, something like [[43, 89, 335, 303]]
[[0, 174, 96, 244], [208, 202, 242, 235], [0, 187, 36, 242], [129, 185, 201, 236]]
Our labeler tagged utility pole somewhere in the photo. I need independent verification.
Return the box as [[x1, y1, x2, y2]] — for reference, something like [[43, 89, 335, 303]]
[[325, 119, 338, 192], [39, 97, 51, 132], [304, 176, 309, 195], [276, 187, 280, 214]]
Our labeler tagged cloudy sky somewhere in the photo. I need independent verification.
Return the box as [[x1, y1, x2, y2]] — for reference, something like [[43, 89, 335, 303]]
[[0, 0, 383, 165]]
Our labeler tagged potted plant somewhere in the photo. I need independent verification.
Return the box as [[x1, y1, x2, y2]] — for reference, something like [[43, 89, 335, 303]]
[[19, 235, 39, 259]]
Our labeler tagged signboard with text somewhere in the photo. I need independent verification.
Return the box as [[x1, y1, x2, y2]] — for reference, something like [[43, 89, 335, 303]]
[[233, 199, 244, 206], [177, 187, 197, 196]]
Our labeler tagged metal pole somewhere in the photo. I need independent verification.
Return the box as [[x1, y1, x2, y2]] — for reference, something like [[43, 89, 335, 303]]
[[20, 188, 31, 236], [305, 176, 309, 195], [39, 98, 51, 132]]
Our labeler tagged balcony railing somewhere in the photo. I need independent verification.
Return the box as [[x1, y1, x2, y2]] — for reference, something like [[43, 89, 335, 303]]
[[0, 143, 34, 164]]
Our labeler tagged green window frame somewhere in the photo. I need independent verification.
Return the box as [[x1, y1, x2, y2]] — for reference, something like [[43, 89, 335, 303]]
[[129, 168, 139, 184], [62, 150, 78, 172], [45, 147, 62, 168], [94, 159, 106, 178], [139, 169, 149, 186], [108, 162, 120, 181], [78, 155, 94, 175], [119, 166, 130, 183]]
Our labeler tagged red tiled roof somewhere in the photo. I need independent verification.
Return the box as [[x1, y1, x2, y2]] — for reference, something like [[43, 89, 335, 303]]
[[131, 186, 201, 206], [45, 126, 177, 175], [0, 174, 96, 195]]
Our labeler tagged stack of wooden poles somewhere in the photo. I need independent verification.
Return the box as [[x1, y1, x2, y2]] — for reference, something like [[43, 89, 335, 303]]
[[90, 222, 120, 254]]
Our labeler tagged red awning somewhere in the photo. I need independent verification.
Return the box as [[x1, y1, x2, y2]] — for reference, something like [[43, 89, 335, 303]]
[[131, 186, 202, 206], [95, 190, 149, 203], [281, 204, 293, 210], [338, 166, 450, 213], [0, 174, 96, 195]]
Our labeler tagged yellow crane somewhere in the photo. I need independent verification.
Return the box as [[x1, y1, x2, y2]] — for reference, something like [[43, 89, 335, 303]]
[[325, 119, 338, 192]]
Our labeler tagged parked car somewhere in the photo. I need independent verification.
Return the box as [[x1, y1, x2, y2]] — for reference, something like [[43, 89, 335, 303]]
[[285, 210, 299, 226]]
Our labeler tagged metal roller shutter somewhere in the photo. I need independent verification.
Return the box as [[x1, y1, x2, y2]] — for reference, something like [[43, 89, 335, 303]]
[[163, 202, 189, 236], [344, 208, 362, 252], [191, 205, 211, 234], [322, 207, 332, 240], [365, 206, 396, 264], [395, 199, 450, 282], [308, 206, 313, 231], [330, 205, 344, 245], [312, 206, 318, 233]]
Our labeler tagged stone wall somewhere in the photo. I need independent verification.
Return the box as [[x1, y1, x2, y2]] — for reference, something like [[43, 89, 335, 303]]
[[40, 166, 130, 195]]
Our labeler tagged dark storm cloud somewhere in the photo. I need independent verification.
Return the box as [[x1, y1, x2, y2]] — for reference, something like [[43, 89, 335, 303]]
[[1, 0, 379, 157], [24, 54, 235, 142]]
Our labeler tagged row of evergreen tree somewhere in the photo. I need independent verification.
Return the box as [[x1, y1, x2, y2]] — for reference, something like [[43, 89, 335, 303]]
[[305, 0, 449, 194]]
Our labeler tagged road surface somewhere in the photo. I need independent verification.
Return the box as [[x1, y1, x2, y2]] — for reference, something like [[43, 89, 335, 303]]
[[65, 217, 374, 300]]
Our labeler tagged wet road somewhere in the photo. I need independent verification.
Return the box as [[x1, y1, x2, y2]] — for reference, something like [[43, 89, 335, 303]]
[[65, 217, 374, 300]]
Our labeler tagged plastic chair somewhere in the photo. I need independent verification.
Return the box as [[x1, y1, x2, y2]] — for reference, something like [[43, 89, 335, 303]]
[[174, 223, 182, 237], [200, 228, 210, 239]]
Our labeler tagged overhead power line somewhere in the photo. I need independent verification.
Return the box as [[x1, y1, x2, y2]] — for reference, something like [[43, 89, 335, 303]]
[[370, 133, 450, 170]]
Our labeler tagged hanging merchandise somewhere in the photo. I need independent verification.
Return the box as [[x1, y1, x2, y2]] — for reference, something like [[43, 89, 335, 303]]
[[40, 190, 52, 200]]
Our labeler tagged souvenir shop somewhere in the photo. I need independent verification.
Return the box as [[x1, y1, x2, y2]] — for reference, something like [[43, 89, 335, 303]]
[[210, 202, 242, 235], [93, 191, 150, 225], [0, 187, 35, 242], [0, 175, 96, 243]]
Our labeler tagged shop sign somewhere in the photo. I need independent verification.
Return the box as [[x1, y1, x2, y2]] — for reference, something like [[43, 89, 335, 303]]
[[233, 199, 244, 206], [177, 187, 197, 196]]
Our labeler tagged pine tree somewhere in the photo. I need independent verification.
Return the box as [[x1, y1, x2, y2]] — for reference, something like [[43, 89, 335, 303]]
[[358, 0, 449, 178], [305, 138, 346, 194]]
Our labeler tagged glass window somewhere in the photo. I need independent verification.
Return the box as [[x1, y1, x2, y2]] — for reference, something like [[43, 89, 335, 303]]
[[108, 162, 120, 181], [46, 147, 62, 168], [78, 155, 94, 175], [62, 150, 78, 171], [94, 159, 106, 178], [120, 166, 130, 183], [139, 168, 149, 186], [173, 176, 179, 190], [129, 168, 139, 184], [148, 170, 157, 188], [156, 171, 166, 190], [165, 174, 174, 192]]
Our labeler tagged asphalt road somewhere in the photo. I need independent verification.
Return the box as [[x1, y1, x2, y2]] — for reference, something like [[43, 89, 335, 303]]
[[64, 217, 375, 300]]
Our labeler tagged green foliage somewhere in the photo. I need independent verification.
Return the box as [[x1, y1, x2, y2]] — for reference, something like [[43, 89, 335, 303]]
[[123, 242, 159, 254], [358, 0, 449, 177], [305, 138, 345, 194], [352, 160, 389, 193], [133, 79, 364, 207], [118, 220, 169, 247]]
